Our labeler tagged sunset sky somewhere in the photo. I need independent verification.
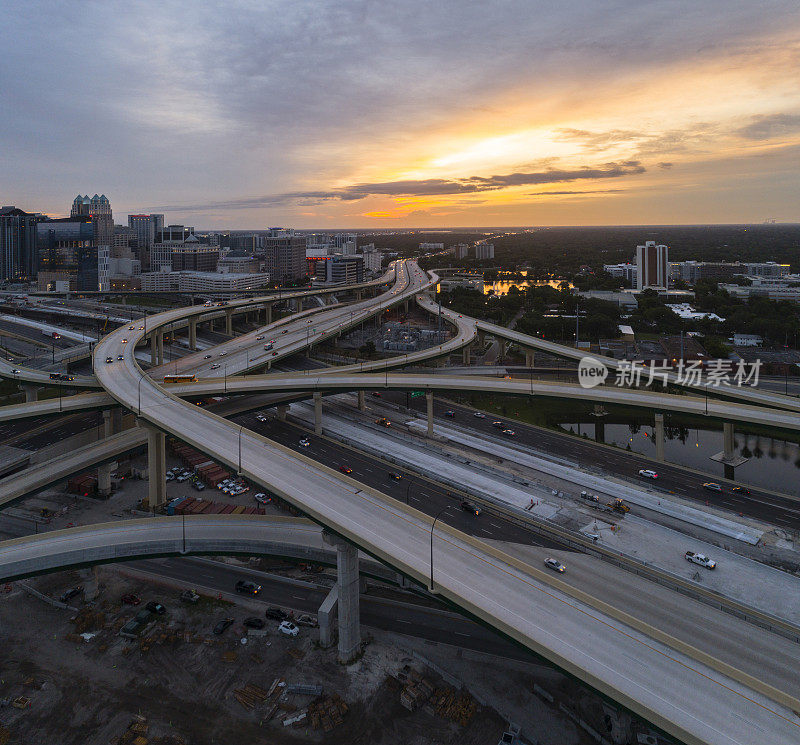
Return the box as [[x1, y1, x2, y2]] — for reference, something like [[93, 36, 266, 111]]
[[3, 0, 800, 228]]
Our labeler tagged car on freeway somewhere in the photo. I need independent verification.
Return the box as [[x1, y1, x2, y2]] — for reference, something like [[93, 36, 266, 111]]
[[444, 410, 456, 417], [376, 417, 391, 427], [243, 617, 265, 629], [702, 482, 722, 492], [502, 429, 515, 436], [128, 325, 135, 330], [210, 363, 220, 369], [263, 343, 273, 350], [256, 413, 268, 421], [121, 593, 141, 606], [121, 338, 128, 343], [638, 469, 659, 479], [10, 369, 20, 374], [299, 438, 311, 447], [254, 492, 271, 504], [213, 618, 234, 635], [473, 412, 486, 419], [543, 558, 566, 573], [685, 551, 716, 569], [219, 351, 227, 356], [265, 606, 288, 621], [235, 580, 261, 595], [491, 421, 504, 428], [731, 486, 751, 495], [278, 621, 299, 637], [105, 356, 114, 363], [339, 465, 353, 474], [204, 355, 212, 359], [460, 500, 481, 515], [117, 354, 124, 361], [138, 325, 145, 330], [272, 350, 278, 356], [146, 601, 166, 615], [281, 329, 288, 334], [256, 335, 265, 340], [371, 391, 381, 397]]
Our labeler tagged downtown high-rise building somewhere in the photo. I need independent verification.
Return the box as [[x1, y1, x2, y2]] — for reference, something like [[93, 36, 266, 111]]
[[0, 206, 44, 281], [71, 194, 114, 247], [37, 215, 98, 291], [636, 241, 669, 290], [263, 228, 307, 284]]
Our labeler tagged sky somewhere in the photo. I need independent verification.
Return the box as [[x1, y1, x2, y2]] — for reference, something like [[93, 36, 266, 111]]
[[2, 0, 800, 228]]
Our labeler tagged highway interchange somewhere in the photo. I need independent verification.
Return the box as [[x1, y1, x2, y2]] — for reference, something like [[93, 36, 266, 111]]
[[1, 259, 800, 744]]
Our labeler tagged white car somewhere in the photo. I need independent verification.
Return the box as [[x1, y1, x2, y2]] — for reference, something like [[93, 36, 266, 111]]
[[299, 438, 311, 447], [685, 551, 716, 569], [278, 621, 299, 637], [502, 429, 515, 436], [256, 414, 267, 422], [638, 469, 659, 479], [473, 412, 486, 418], [543, 557, 566, 573], [219, 351, 227, 356], [210, 363, 220, 370]]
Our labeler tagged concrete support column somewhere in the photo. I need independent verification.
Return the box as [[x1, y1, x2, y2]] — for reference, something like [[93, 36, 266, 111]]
[[150, 333, 158, 365], [225, 309, 233, 336], [525, 350, 535, 368], [79, 567, 100, 601], [723, 422, 735, 459], [357, 390, 365, 412], [146, 426, 167, 509], [313, 392, 322, 435], [322, 534, 360, 664], [426, 390, 434, 438], [355, 290, 363, 301], [22, 384, 38, 403], [188, 319, 197, 350], [404, 299, 410, 314], [264, 303, 272, 325], [97, 409, 116, 497], [477, 330, 485, 347], [157, 332, 164, 366], [654, 412, 665, 462], [462, 345, 470, 366], [318, 585, 338, 648], [276, 404, 289, 421]]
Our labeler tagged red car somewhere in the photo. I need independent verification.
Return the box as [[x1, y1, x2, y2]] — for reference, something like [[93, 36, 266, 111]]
[[339, 465, 353, 474], [121, 593, 141, 606]]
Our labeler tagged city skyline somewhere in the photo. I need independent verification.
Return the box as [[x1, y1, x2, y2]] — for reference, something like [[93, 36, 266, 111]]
[[3, 0, 800, 228]]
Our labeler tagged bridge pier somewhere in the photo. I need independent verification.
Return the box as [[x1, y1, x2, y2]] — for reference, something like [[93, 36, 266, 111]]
[[22, 384, 38, 403], [188, 319, 197, 350], [525, 350, 535, 368], [426, 390, 434, 437], [276, 404, 288, 422], [322, 533, 361, 663], [146, 426, 166, 509], [150, 334, 158, 365], [97, 409, 117, 497], [313, 392, 322, 435], [355, 290, 363, 302], [157, 332, 164, 366], [225, 309, 233, 336], [710, 422, 747, 478], [264, 302, 272, 325], [654, 412, 665, 462], [357, 390, 365, 412]]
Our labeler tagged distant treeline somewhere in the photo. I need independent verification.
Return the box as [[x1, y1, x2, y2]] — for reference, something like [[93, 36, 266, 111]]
[[364, 225, 800, 274]]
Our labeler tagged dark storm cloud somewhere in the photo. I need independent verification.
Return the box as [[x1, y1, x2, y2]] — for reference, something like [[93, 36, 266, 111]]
[[156, 162, 646, 211]]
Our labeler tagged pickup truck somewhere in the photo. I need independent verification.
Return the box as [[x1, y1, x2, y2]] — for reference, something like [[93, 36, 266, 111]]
[[685, 551, 716, 569]]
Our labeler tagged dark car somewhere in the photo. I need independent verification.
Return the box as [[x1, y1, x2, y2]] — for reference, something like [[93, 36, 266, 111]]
[[339, 465, 353, 474], [105, 356, 114, 364], [59, 586, 83, 603], [460, 500, 482, 515], [731, 486, 751, 495], [265, 606, 288, 621], [492, 421, 504, 428], [146, 601, 166, 615], [243, 617, 265, 629], [388, 472, 402, 481], [117, 354, 124, 361], [235, 580, 261, 595], [204, 354, 212, 359], [444, 410, 456, 417], [213, 617, 234, 635], [121, 593, 141, 606]]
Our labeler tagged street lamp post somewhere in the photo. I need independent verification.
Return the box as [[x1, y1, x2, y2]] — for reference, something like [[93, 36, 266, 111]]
[[429, 505, 451, 592]]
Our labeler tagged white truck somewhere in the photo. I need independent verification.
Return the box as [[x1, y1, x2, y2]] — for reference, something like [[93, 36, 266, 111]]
[[685, 551, 716, 569]]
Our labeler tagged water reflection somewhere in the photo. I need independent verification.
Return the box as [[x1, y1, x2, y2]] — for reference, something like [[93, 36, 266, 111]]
[[486, 279, 574, 295]]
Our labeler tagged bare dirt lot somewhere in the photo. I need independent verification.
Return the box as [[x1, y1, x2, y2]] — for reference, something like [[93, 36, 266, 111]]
[[0, 567, 600, 745]]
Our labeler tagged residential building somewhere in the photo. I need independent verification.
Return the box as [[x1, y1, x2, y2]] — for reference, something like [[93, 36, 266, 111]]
[[263, 228, 306, 283], [453, 243, 470, 259], [0, 206, 43, 281], [361, 248, 383, 274], [71, 194, 113, 248], [419, 242, 445, 253], [474, 241, 495, 260], [36, 216, 98, 291], [602, 262, 637, 284], [314, 254, 364, 285], [636, 241, 669, 290], [719, 277, 800, 302]]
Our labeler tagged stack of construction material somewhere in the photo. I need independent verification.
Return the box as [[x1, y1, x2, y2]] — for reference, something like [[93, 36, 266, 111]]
[[430, 687, 478, 727], [400, 674, 434, 712], [309, 694, 348, 732], [233, 683, 270, 710]]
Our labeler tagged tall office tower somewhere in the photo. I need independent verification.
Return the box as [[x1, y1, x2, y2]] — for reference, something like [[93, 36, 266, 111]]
[[263, 228, 307, 284], [37, 216, 97, 291], [636, 241, 669, 290], [71, 194, 113, 247], [0, 206, 43, 281], [128, 213, 163, 269]]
